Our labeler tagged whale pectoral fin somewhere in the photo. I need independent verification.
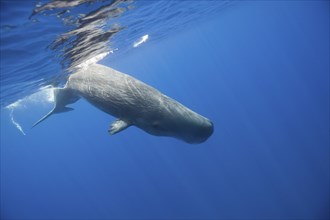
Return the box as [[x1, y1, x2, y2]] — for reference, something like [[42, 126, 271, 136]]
[[108, 119, 131, 135]]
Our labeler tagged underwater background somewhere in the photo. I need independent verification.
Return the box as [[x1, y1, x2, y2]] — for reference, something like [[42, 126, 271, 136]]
[[1, 0, 329, 219]]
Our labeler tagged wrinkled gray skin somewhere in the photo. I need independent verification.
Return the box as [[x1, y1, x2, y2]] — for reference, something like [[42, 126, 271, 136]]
[[33, 64, 213, 143]]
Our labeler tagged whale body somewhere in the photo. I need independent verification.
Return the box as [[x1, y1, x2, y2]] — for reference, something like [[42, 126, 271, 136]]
[[33, 64, 213, 143]]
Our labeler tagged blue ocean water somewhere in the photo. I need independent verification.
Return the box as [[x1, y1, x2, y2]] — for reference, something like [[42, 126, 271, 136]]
[[1, 0, 329, 219]]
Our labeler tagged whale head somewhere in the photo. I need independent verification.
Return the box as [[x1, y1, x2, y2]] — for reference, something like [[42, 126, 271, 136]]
[[135, 96, 213, 144]]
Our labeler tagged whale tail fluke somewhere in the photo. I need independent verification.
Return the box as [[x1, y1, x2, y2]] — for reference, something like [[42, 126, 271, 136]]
[[32, 88, 79, 128]]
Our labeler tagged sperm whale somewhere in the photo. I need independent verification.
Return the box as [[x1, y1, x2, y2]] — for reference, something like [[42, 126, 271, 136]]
[[33, 64, 213, 143]]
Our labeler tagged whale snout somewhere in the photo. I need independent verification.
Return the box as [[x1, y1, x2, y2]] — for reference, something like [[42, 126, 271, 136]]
[[185, 119, 214, 144], [200, 120, 214, 142]]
